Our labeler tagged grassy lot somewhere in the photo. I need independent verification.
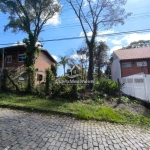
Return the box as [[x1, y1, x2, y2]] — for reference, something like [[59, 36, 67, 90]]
[[0, 93, 150, 127]]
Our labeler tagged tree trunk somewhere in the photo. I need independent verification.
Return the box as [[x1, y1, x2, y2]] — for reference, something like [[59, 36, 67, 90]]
[[64, 65, 65, 76], [87, 43, 94, 89], [97, 65, 101, 81]]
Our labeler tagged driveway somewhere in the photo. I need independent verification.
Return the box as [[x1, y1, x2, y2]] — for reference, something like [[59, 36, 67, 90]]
[[0, 108, 150, 150]]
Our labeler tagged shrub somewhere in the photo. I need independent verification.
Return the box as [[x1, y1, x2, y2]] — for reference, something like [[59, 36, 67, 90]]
[[94, 78, 118, 96]]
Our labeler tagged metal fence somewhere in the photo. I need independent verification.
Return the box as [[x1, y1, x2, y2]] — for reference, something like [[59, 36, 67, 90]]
[[121, 74, 150, 102]]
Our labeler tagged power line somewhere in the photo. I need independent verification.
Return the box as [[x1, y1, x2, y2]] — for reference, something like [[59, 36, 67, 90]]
[[1, 28, 150, 46]]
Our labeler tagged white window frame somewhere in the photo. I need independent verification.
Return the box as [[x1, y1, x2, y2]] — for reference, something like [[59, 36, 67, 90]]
[[6, 55, 12, 63], [122, 62, 132, 68], [18, 54, 26, 62], [137, 61, 147, 67]]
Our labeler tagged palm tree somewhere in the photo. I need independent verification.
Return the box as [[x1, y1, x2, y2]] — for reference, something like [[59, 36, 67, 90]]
[[59, 56, 68, 76]]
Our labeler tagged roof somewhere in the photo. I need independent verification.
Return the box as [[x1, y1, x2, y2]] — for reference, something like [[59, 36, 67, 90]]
[[70, 65, 81, 72], [39, 48, 57, 63], [0, 45, 57, 63], [114, 47, 150, 60]]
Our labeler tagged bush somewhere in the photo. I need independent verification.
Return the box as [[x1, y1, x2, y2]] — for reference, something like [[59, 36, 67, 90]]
[[94, 78, 118, 97]]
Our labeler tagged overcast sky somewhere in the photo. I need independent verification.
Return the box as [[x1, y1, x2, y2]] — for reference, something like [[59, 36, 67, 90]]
[[0, 0, 150, 76]]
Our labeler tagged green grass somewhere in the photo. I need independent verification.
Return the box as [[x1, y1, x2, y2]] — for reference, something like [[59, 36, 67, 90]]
[[0, 93, 150, 127]]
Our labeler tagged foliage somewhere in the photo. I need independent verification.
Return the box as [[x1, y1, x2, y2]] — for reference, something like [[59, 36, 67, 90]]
[[45, 68, 54, 96], [94, 78, 119, 97], [66, 0, 131, 89], [25, 66, 35, 92], [35, 82, 45, 98], [105, 55, 113, 79], [0, 0, 61, 34], [121, 40, 150, 49], [51, 63, 57, 78], [76, 47, 89, 80], [94, 41, 109, 80]]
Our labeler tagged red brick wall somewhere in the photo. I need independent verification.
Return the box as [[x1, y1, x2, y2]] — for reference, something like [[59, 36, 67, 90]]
[[121, 59, 149, 77], [34, 51, 52, 85], [34, 51, 52, 71]]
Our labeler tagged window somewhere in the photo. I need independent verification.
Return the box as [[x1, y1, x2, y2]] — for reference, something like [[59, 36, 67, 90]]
[[37, 74, 43, 81], [18, 54, 26, 62], [122, 62, 132, 68], [6, 55, 12, 63], [137, 61, 147, 67]]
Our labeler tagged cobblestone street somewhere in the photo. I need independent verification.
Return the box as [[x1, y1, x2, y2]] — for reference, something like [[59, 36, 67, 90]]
[[0, 108, 150, 150]]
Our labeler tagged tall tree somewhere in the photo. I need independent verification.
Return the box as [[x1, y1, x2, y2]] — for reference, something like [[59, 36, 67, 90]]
[[105, 55, 113, 79], [94, 41, 109, 80], [0, 0, 61, 92], [122, 40, 150, 49], [77, 46, 88, 80], [59, 56, 68, 76], [66, 0, 131, 89]]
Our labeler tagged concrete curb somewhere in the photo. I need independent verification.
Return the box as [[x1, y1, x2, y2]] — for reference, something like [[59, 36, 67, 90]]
[[0, 104, 76, 118]]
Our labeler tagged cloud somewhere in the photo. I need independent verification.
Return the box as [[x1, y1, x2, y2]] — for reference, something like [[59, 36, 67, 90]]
[[52, 55, 58, 61], [111, 33, 150, 45], [111, 39, 122, 45], [46, 13, 61, 26], [110, 46, 122, 53], [79, 30, 114, 42], [70, 54, 87, 60]]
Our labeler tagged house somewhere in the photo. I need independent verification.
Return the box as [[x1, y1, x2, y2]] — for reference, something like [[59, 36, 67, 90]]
[[66, 65, 81, 78], [111, 47, 150, 81], [0, 45, 56, 85]]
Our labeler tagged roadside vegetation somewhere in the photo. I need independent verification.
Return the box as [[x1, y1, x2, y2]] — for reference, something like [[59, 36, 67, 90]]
[[0, 91, 150, 128]]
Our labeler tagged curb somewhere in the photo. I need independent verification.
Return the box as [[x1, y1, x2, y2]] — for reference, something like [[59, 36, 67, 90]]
[[0, 104, 76, 118]]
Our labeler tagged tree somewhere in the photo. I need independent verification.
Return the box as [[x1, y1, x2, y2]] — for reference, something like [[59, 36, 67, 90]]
[[94, 41, 109, 80], [66, 0, 131, 89], [77, 46, 88, 80], [122, 40, 150, 49], [105, 55, 113, 79], [0, 0, 61, 92], [59, 56, 68, 76]]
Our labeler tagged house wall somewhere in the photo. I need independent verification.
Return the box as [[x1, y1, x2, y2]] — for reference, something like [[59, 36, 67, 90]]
[[111, 58, 121, 82], [121, 59, 149, 77], [0, 48, 25, 69], [34, 51, 52, 85]]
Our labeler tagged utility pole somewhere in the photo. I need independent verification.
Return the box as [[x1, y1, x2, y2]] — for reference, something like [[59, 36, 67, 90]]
[[0, 48, 4, 90], [2, 48, 4, 73]]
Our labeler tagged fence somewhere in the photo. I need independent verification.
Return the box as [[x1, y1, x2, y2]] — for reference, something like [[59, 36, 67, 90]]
[[121, 74, 150, 102]]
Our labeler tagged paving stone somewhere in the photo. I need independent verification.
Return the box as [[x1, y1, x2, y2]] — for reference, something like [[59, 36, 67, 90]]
[[0, 108, 150, 150]]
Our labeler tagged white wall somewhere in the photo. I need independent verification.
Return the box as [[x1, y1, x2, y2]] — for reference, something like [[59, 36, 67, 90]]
[[122, 74, 150, 102], [111, 58, 121, 82]]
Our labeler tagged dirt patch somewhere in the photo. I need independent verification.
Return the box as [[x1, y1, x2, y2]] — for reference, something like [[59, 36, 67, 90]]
[[78, 89, 150, 116], [105, 99, 150, 117]]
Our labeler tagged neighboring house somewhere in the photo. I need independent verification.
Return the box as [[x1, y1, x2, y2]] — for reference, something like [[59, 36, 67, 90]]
[[67, 65, 81, 78], [111, 47, 150, 81], [0, 45, 56, 85]]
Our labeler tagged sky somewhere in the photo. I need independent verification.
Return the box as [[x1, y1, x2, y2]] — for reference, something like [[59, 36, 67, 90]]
[[0, 0, 150, 76]]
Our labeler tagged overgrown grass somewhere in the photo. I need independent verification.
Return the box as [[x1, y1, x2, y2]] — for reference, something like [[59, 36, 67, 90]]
[[0, 93, 150, 127]]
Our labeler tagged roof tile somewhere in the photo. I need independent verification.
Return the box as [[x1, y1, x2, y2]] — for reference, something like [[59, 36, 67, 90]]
[[114, 47, 150, 60]]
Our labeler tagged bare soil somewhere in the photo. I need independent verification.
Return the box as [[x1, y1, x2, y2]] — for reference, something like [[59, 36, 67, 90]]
[[78, 89, 150, 116]]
